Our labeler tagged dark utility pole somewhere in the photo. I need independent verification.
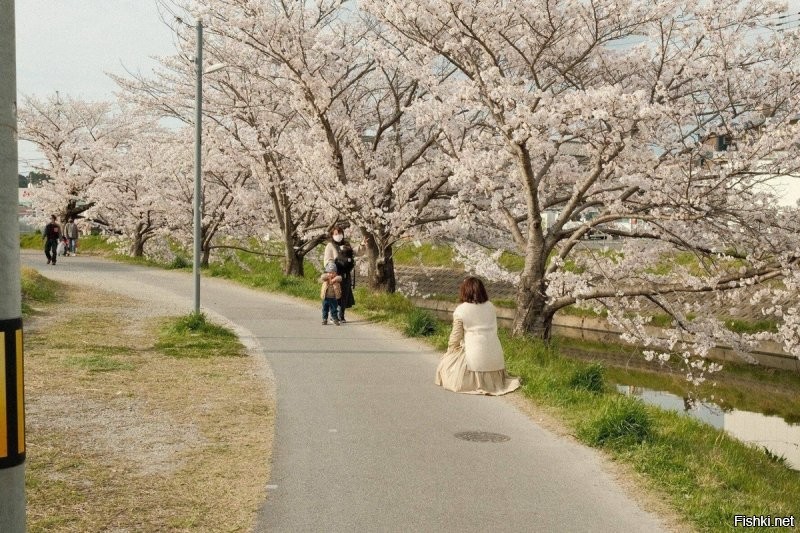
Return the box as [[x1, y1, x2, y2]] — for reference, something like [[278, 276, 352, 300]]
[[0, 0, 27, 531]]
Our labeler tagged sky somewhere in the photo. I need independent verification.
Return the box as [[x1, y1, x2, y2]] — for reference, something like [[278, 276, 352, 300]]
[[15, 0, 178, 171], [13, 0, 800, 206]]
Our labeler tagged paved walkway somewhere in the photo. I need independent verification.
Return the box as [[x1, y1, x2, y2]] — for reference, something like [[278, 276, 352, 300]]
[[21, 251, 668, 533]]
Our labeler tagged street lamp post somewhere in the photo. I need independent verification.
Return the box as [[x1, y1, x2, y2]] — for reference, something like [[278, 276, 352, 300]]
[[193, 20, 203, 315], [192, 21, 228, 316]]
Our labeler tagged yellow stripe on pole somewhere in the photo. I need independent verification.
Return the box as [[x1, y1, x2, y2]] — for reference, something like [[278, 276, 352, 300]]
[[0, 331, 7, 458], [16, 329, 23, 453]]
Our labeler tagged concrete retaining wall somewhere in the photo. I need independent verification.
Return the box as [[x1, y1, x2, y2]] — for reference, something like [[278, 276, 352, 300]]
[[411, 298, 800, 372]]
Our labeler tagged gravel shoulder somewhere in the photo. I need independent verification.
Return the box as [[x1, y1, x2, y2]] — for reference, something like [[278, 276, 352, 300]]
[[23, 275, 274, 532]]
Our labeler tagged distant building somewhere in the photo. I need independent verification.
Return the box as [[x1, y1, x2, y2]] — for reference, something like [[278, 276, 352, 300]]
[[18, 187, 34, 207], [702, 130, 800, 208]]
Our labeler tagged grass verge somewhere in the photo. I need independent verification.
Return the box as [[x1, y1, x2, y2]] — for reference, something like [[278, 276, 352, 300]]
[[23, 282, 272, 532], [393, 241, 461, 268], [155, 312, 245, 359], [21, 266, 59, 316]]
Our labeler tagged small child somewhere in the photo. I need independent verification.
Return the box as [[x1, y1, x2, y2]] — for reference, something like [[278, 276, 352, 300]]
[[319, 261, 342, 325], [57, 236, 68, 257]]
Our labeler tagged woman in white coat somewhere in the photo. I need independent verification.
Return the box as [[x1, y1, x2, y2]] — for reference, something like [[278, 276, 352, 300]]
[[435, 277, 521, 395]]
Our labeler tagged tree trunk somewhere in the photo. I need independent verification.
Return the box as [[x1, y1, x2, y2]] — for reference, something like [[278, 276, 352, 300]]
[[200, 225, 217, 268], [511, 270, 554, 339], [129, 235, 145, 257], [364, 237, 396, 292], [284, 246, 304, 277]]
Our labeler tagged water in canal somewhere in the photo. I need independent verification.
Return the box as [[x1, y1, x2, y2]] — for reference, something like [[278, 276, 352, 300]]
[[616, 385, 800, 471]]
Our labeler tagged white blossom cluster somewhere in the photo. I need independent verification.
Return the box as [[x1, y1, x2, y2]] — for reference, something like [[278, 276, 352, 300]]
[[19, 0, 800, 372]]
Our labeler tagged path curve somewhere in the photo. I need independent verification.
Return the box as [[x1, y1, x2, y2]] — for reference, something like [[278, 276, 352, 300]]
[[21, 251, 668, 533]]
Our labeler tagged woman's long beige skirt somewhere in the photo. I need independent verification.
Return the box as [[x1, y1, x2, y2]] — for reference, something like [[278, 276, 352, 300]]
[[435, 346, 521, 396]]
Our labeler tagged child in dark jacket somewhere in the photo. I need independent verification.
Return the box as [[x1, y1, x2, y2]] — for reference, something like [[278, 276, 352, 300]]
[[319, 261, 342, 325]]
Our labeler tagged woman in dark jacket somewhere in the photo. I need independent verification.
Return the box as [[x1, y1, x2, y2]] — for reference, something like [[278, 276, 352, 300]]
[[323, 226, 356, 323]]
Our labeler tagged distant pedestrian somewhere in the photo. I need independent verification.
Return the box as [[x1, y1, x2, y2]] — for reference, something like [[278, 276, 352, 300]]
[[43, 215, 61, 266], [319, 262, 342, 325], [323, 225, 356, 323], [64, 217, 79, 255], [435, 277, 521, 395]]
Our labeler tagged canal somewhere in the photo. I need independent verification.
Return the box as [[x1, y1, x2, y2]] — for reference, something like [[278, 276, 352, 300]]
[[617, 385, 800, 470], [556, 338, 800, 471]]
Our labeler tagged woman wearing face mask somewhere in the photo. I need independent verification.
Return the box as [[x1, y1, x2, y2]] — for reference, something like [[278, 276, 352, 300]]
[[323, 225, 356, 323]]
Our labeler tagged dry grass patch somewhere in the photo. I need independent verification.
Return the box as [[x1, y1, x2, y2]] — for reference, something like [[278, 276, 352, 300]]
[[24, 281, 274, 532]]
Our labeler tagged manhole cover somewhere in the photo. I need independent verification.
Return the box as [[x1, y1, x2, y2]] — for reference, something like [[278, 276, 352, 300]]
[[454, 431, 510, 443]]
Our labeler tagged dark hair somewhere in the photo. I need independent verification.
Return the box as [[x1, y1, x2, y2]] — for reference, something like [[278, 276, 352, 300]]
[[459, 277, 489, 304], [329, 225, 345, 238]]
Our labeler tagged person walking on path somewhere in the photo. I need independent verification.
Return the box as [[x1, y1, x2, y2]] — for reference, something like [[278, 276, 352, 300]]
[[64, 217, 79, 255], [319, 262, 342, 325], [323, 225, 356, 323], [435, 276, 521, 395], [43, 214, 62, 265]]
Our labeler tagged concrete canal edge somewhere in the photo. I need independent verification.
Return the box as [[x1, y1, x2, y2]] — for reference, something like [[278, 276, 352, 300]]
[[411, 297, 800, 372]]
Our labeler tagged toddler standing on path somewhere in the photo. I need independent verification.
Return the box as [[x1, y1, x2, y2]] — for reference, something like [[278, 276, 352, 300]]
[[320, 262, 342, 325]]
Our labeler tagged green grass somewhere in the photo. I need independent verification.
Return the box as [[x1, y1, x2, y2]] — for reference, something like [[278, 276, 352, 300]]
[[724, 317, 779, 334], [568, 362, 606, 393], [578, 395, 652, 447], [155, 313, 246, 359], [20, 232, 42, 249], [498, 251, 524, 271], [492, 298, 516, 309], [167, 255, 191, 269], [646, 251, 701, 276], [19, 232, 116, 254], [66, 353, 135, 372], [206, 251, 320, 300], [393, 241, 461, 268], [74, 234, 117, 254], [404, 308, 439, 337], [21, 266, 59, 315]]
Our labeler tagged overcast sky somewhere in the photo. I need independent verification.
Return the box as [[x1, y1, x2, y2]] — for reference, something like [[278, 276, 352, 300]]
[[16, 0, 178, 171], [16, 0, 176, 100]]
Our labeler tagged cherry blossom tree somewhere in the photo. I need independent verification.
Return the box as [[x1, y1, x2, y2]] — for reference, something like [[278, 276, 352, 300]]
[[287, 55, 461, 290], [365, 0, 800, 367], [84, 122, 172, 256], [18, 94, 132, 223], [151, 125, 256, 267], [198, 64, 334, 276], [114, 22, 331, 275], [186, 0, 461, 289]]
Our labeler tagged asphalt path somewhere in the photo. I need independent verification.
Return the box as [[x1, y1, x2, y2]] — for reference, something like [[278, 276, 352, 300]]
[[21, 250, 668, 533]]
